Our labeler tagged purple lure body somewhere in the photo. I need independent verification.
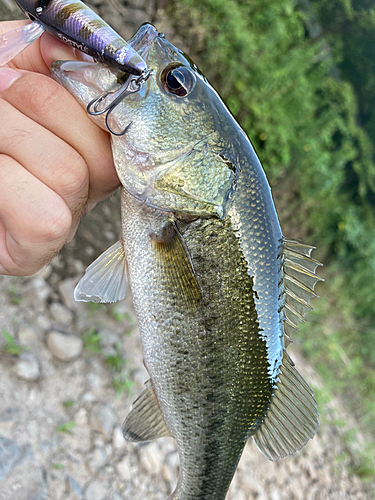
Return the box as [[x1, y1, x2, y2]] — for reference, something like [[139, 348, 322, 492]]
[[15, 0, 147, 75]]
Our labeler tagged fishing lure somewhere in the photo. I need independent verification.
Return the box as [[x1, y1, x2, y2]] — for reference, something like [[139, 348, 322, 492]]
[[0, 0, 147, 75]]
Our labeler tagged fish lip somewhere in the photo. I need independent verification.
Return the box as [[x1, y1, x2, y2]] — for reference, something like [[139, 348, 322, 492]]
[[128, 23, 160, 62]]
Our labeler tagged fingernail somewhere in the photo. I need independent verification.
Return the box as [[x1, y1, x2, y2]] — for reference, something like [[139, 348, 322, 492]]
[[0, 67, 22, 94]]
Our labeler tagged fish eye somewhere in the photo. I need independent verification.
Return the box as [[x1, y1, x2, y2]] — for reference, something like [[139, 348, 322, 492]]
[[161, 65, 195, 97]]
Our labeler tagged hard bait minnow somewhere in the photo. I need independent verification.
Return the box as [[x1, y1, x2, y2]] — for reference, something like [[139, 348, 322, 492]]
[[0, 0, 147, 75]]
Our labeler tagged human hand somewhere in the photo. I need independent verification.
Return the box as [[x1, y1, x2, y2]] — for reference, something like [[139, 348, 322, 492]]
[[0, 20, 120, 276]]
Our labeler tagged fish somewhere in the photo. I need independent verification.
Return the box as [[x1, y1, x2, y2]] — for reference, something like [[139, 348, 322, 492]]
[[0, 0, 147, 75], [51, 23, 322, 500]]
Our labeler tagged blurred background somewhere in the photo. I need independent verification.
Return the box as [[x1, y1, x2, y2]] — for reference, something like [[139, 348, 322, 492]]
[[0, 0, 374, 498]]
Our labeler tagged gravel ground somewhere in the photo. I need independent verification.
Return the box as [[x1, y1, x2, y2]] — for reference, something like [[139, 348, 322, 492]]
[[0, 0, 374, 498], [0, 202, 373, 500]]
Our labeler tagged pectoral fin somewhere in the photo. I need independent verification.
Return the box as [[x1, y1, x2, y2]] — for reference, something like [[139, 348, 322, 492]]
[[74, 241, 127, 303], [122, 380, 171, 442], [151, 221, 201, 306], [253, 349, 319, 461]]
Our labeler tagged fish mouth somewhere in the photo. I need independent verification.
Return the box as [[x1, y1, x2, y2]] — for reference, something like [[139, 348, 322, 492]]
[[127, 24, 160, 64]]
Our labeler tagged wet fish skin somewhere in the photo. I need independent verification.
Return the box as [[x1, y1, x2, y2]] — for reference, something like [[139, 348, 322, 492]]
[[51, 23, 320, 500], [13, 0, 146, 74]]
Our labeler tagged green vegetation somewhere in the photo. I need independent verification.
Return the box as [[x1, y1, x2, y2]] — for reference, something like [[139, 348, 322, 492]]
[[82, 327, 134, 396], [82, 327, 102, 353], [105, 342, 135, 396], [1, 330, 25, 356], [51, 463, 65, 470], [8, 284, 22, 305], [56, 421, 76, 434], [62, 400, 75, 410], [166, 0, 375, 475]]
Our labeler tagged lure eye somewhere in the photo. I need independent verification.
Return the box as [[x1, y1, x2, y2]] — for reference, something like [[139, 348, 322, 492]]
[[161, 65, 195, 97]]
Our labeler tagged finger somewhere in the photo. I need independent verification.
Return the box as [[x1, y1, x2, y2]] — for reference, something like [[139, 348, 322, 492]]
[[1, 69, 120, 206], [1, 21, 76, 76], [0, 154, 72, 276], [0, 97, 89, 223]]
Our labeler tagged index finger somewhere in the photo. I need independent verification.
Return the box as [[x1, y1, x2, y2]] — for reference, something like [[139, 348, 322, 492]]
[[1, 20, 77, 75]]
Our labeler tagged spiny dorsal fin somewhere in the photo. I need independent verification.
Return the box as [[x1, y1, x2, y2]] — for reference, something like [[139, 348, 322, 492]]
[[283, 239, 323, 338], [74, 240, 127, 303], [122, 380, 171, 442], [151, 221, 201, 306], [253, 349, 319, 461]]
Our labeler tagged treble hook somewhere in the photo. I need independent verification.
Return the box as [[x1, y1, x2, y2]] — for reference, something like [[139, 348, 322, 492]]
[[87, 69, 152, 136]]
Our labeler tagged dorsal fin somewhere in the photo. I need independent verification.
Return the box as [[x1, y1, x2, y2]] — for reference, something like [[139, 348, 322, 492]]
[[283, 239, 323, 339], [122, 380, 171, 442], [253, 349, 319, 460]]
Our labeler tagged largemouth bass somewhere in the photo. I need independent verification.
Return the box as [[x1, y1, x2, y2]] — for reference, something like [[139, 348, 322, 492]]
[[51, 23, 322, 500], [0, 0, 147, 74]]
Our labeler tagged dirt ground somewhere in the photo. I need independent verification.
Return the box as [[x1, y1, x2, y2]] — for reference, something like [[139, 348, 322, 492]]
[[0, 1, 374, 499]]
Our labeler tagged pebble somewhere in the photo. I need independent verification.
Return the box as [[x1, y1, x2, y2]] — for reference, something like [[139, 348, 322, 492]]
[[75, 408, 88, 426], [58, 278, 78, 310], [90, 404, 116, 438], [139, 442, 164, 475], [116, 458, 131, 481], [0, 435, 19, 481], [18, 325, 38, 346], [87, 447, 107, 473], [30, 277, 51, 301], [112, 493, 124, 500], [47, 331, 83, 361], [112, 426, 126, 450], [50, 302, 74, 324], [14, 352, 41, 381], [84, 479, 108, 500], [36, 314, 52, 332], [66, 476, 83, 500]]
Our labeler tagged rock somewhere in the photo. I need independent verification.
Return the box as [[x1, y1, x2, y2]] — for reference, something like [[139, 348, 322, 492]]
[[0, 407, 21, 423], [30, 277, 51, 301], [112, 426, 126, 450], [36, 314, 52, 331], [27, 420, 39, 438], [0, 463, 45, 500], [117, 458, 131, 481], [50, 302, 74, 324], [0, 435, 19, 481], [14, 352, 41, 380], [90, 404, 116, 438], [18, 325, 38, 346], [87, 447, 107, 473], [139, 442, 164, 475], [75, 408, 88, 426], [47, 331, 83, 361], [58, 278, 78, 310], [112, 493, 124, 500], [66, 476, 83, 500], [84, 479, 108, 500]]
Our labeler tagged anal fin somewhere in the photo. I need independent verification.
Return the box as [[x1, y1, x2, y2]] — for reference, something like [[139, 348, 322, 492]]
[[123, 380, 171, 442], [253, 349, 319, 461]]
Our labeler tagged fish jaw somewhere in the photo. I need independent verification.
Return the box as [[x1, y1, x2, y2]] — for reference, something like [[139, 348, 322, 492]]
[[51, 60, 122, 131]]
